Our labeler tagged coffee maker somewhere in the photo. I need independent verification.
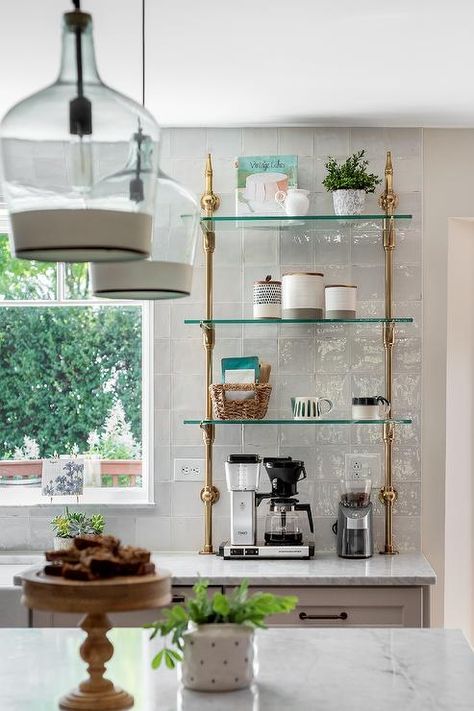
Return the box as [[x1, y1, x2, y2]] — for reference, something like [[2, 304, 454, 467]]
[[219, 455, 315, 559], [333, 479, 374, 558]]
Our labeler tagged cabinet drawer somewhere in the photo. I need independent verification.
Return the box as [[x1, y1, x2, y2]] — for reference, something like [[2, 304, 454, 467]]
[[31, 586, 221, 628], [0, 589, 29, 627], [224, 586, 423, 628]]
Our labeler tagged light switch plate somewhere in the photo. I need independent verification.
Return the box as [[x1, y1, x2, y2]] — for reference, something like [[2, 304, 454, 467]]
[[174, 458, 204, 482]]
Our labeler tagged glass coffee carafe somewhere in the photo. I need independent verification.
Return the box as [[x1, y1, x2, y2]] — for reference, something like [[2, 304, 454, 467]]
[[264, 501, 313, 546]]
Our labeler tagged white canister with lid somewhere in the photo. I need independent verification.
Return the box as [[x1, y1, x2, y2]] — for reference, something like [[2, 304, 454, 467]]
[[282, 272, 324, 319], [253, 275, 281, 319], [325, 284, 357, 318]]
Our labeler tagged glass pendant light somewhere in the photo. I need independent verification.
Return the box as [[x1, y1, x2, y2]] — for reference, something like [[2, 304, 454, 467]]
[[0, 1, 160, 262], [90, 170, 200, 299]]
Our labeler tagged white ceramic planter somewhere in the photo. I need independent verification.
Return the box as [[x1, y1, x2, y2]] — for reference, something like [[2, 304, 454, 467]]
[[53, 536, 73, 551], [180, 624, 255, 692], [332, 189, 366, 216]]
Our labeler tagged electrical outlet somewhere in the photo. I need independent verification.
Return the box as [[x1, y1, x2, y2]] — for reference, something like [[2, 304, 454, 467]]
[[345, 454, 381, 484], [174, 459, 204, 482]]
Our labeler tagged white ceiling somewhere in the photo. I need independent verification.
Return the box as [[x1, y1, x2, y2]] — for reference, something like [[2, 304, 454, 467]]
[[2, 0, 474, 127]]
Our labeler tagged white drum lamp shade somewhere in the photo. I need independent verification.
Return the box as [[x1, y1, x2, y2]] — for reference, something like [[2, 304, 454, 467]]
[[0, 3, 160, 262], [90, 171, 199, 299]]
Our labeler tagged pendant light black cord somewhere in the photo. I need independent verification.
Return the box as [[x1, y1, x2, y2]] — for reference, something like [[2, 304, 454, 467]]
[[142, 0, 145, 107], [69, 0, 92, 137], [129, 0, 146, 202]]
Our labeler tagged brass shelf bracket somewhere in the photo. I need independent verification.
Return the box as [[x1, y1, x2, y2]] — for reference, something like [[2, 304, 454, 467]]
[[379, 151, 399, 555], [199, 154, 220, 555]]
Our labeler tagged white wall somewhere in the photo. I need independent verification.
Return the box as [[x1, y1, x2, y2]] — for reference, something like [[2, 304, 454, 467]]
[[423, 129, 474, 631], [445, 218, 474, 642]]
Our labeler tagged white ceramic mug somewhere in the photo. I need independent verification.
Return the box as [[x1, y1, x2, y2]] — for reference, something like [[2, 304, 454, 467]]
[[291, 396, 333, 420], [275, 188, 310, 216], [352, 396, 390, 420]]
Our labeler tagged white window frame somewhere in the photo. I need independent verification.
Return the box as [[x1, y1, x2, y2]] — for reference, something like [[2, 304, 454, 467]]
[[0, 260, 154, 507]]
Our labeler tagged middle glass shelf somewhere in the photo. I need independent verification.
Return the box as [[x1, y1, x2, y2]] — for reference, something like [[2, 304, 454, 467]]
[[184, 317, 413, 325], [184, 418, 412, 425]]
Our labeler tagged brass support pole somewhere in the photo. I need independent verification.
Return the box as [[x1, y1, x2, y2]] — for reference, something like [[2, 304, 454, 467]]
[[379, 152, 399, 555], [199, 155, 220, 555]]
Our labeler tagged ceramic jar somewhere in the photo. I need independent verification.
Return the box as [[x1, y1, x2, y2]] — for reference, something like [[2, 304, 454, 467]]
[[282, 272, 324, 319], [275, 188, 310, 216], [253, 276, 281, 319], [332, 189, 366, 216], [325, 284, 357, 318], [180, 624, 255, 692]]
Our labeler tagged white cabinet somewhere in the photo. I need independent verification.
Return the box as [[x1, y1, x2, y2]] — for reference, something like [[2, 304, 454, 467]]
[[0, 589, 29, 627], [224, 586, 425, 628]]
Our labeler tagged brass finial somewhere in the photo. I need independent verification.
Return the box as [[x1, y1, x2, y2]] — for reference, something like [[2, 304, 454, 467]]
[[379, 150, 398, 214], [200, 153, 220, 214]]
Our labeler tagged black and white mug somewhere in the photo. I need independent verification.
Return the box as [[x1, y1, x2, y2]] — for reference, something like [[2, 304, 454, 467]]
[[352, 396, 390, 420]]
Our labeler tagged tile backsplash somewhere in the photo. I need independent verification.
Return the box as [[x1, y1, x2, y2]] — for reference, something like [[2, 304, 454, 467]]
[[1, 127, 422, 553]]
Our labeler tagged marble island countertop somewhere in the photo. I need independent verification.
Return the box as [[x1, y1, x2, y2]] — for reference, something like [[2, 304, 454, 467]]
[[1, 627, 472, 710], [2, 551, 436, 588]]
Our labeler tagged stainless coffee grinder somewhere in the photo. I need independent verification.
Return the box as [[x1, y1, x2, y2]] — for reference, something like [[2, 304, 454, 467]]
[[333, 479, 374, 558]]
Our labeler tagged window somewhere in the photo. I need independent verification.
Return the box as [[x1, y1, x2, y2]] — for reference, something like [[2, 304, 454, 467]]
[[0, 234, 153, 505]]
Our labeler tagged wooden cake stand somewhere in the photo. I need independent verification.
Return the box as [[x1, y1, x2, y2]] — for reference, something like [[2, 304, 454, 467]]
[[21, 567, 172, 710]]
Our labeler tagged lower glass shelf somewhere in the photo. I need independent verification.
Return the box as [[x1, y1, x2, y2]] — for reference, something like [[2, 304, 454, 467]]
[[183, 418, 412, 425], [184, 317, 413, 325]]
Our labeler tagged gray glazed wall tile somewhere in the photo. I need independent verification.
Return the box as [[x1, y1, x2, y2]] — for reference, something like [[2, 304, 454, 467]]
[[243, 230, 279, 265], [1, 128, 423, 552], [278, 127, 314, 156], [206, 128, 242, 157], [315, 127, 351, 157], [242, 128, 278, 155]]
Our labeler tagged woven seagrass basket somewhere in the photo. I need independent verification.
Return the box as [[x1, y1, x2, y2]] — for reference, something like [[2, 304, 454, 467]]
[[209, 383, 272, 420]]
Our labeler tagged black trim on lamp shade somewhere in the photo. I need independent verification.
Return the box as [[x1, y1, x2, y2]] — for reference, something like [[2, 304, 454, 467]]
[[94, 288, 190, 300], [15, 247, 148, 263]]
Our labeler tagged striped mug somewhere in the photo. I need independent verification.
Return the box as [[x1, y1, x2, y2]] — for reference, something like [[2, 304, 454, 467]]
[[291, 396, 333, 420]]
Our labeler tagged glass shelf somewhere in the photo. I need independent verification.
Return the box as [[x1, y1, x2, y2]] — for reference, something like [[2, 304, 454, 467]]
[[184, 317, 413, 325], [200, 213, 412, 231], [184, 418, 412, 426]]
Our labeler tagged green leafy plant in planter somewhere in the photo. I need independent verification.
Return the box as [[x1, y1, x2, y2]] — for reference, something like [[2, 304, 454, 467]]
[[322, 150, 381, 193], [322, 150, 382, 216], [146, 578, 297, 671], [51, 508, 105, 538]]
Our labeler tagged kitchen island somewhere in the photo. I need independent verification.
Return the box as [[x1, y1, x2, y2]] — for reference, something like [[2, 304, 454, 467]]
[[1, 627, 472, 710]]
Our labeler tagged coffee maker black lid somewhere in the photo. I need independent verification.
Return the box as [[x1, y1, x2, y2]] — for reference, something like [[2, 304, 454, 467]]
[[227, 454, 261, 463], [263, 457, 292, 466]]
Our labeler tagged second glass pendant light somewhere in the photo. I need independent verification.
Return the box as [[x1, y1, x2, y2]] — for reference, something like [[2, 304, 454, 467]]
[[90, 171, 200, 299]]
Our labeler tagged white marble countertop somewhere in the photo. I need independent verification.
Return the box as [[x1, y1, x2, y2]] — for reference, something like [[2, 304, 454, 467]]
[[1, 551, 436, 588], [151, 551, 436, 586], [0, 627, 472, 710]]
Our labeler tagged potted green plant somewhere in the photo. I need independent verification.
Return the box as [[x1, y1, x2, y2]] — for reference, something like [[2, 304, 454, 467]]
[[50, 508, 105, 550], [322, 150, 381, 216], [147, 578, 297, 692]]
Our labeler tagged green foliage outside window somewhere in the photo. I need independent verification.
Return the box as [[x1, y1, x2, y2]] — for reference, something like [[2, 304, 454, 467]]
[[0, 306, 142, 459]]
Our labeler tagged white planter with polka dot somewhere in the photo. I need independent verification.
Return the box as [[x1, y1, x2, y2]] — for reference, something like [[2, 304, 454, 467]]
[[180, 624, 255, 691]]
